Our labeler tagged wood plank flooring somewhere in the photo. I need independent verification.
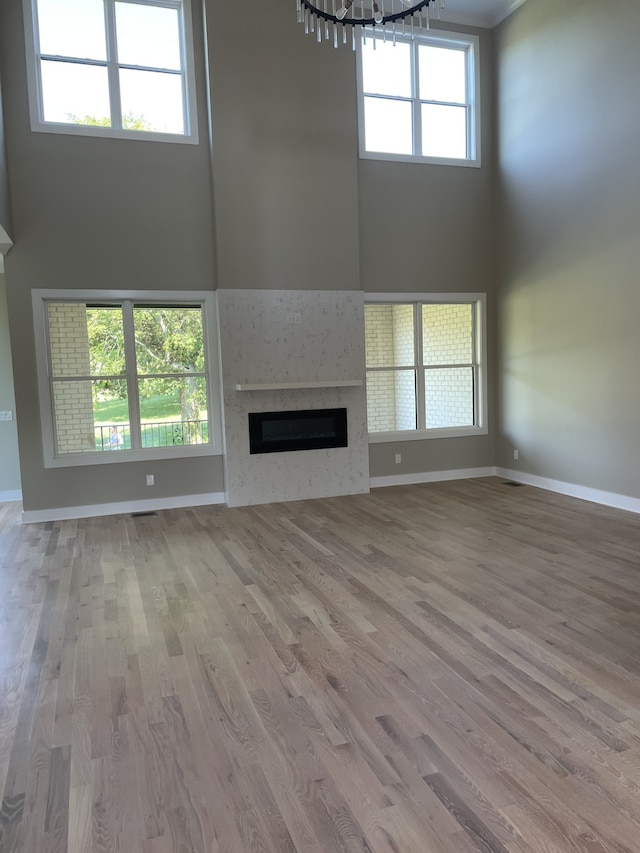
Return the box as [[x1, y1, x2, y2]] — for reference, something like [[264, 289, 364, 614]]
[[2, 477, 640, 852]]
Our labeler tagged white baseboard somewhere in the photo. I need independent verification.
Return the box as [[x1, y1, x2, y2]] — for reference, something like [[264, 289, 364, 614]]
[[370, 466, 497, 489], [0, 489, 22, 503], [496, 468, 640, 516], [21, 491, 226, 524]]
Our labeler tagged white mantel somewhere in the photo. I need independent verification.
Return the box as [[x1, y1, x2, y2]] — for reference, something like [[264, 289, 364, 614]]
[[235, 379, 362, 391], [217, 289, 370, 507]]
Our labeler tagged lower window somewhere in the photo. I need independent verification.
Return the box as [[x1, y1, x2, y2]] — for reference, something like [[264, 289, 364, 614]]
[[33, 291, 221, 466], [364, 294, 487, 439]]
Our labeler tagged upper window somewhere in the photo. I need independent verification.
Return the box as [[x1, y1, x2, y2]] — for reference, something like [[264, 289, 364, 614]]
[[23, 0, 198, 143], [357, 30, 480, 166], [365, 294, 487, 440], [32, 291, 221, 467]]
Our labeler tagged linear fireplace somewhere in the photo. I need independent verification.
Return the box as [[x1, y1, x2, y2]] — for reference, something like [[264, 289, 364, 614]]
[[248, 408, 348, 454]]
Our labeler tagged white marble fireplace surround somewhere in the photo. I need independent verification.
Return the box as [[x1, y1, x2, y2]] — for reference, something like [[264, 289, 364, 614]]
[[217, 290, 370, 507]]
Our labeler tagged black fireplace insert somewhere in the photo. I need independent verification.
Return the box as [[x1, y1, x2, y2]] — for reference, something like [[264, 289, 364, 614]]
[[248, 408, 348, 454]]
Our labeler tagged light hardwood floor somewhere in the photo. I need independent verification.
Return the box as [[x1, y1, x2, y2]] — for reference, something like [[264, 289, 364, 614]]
[[2, 477, 640, 852]]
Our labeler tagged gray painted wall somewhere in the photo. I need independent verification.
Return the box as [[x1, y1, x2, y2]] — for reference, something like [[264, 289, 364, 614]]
[[361, 25, 497, 478], [0, 0, 497, 512], [0, 274, 20, 497], [0, 0, 223, 511], [205, 0, 360, 293], [496, 0, 640, 498]]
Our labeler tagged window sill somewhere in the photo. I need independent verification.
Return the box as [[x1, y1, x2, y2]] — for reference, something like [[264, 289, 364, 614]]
[[44, 443, 221, 469], [368, 426, 488, 443], [359, 150, 481, 168], [30, 121, 199, 146]]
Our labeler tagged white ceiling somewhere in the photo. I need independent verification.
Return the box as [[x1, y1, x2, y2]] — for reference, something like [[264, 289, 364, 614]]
[[437, 0, 526, 29]]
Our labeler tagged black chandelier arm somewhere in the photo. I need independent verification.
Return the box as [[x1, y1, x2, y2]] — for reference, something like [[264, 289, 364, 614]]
[[300, 0, 434, 27]]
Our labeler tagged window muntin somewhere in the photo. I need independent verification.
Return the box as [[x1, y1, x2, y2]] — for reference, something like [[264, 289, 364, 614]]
[[364, 296, 486, 439], [24, 0, 198, 142], [34, 292, 220, 466], [357, 30, 480, 166]]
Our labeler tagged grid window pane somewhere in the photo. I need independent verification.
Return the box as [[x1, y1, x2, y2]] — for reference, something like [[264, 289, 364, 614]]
[[366, 370, 416, 432], [418, 45, 466, 104], [119, 69, 184, 134], [422, 303, 473, 365], [53, 378, 130, 454], [425, 367, 474, 429], [365, 304, 415, 368], [138, 377, 209, 446], [86, 307, 126, 376], [364, 97, 413, 156], [133, 307, 205, 374], [41, 60, 111, 125], [36, 0, 106, 60], [362, 39, 412, 98], [115, 3, 182, 70], [421, 104, 467, 160]]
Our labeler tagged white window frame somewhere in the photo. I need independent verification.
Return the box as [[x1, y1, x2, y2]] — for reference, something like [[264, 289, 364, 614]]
[[32, 289, 222, 468], [365, 292, 488, 442], [356, 29, 480, 168], [22, 0, 199, 144]]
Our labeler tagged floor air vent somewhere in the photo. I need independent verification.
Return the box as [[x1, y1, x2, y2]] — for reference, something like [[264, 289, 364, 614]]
[[503, 481, 525, 487], [131, 511, 157, 517]]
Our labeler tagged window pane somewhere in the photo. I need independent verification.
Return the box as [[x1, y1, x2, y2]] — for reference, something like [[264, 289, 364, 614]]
[[421, 104, 467, 160], [36, 0, 106, 60], [365, 304, 414, 368], [138, 377, 209, 447], [366, 370, 416, 432], [92, 378, 131, 450], [52, 378, 130, 454], [425, 367, 474, 429], [364, 97, 412, 156], [133, 307, 205, 375], [86, 307, 126, 376], [115, 3, 182, 70], [422, 304, 473, 365], [48, 304, 126, 377], [361, 39, 411, 98], [41, 60, 111, 125], [418, 45, 466, 104], [119, 69, 184, 134]]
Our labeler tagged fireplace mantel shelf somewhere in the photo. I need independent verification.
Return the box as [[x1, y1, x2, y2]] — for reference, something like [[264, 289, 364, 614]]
[[235, 379, 363, 391]]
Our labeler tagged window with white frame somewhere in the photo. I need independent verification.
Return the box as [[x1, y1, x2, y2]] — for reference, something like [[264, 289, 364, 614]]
[[23, 0, 198, 142], [357, 30, 479, 166], [364, 295, 487, 439], [32, 291, 221, 467]]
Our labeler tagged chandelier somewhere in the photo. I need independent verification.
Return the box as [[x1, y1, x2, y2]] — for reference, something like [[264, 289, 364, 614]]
[[296, 0, 446, 47]]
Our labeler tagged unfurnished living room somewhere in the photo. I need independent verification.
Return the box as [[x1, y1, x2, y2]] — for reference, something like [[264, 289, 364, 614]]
[[2, 0, 640, 850]]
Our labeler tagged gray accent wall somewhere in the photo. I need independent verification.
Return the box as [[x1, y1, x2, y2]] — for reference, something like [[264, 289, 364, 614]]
[[205, 0, 360, 293], [361, 25, 497, 479], [0, 274, 20, 497], [0, 0, 223, 511], [0, 0, 498, 513], [496, 1, 640, 498]]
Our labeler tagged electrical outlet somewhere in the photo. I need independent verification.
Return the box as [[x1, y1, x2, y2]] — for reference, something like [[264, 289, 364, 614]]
[[513, 449, 519, 461], [146, 474, 155, 486], [395, 453, 402, 464], [0, 411, 13, 421]]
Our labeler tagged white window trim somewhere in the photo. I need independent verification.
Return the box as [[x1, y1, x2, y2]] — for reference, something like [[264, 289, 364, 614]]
[[22, 0, 199, 144], [365, 292, 488, 442], [32, 289, 222, 468], [356, 29, 481, 168]]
